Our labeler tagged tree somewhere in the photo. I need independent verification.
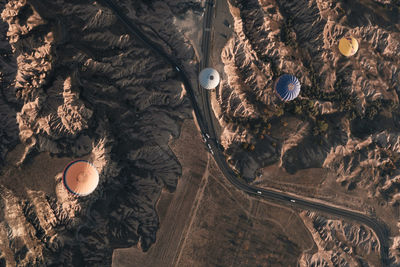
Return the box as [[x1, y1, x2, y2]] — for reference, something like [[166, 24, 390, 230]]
[[275, 107, 284, 117], [319, 120, 329, 132], [366, 106, 378, 120], [314, 120, 328, 135], [261, 128, 267, 135], [242, 143, 249, 150], [294, 105, 302, 114]]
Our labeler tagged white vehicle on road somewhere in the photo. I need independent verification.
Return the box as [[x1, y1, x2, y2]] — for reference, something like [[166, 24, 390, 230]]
[[207, 143, 214, 155], [290, 199, 296, 203], [257, 191, 262, 195], [201, 134, 207, 142], [175, 66, 180, 72]]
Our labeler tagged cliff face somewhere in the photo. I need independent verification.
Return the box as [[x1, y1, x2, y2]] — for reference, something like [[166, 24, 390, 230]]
[[215, 0, 400, 195], [0, 0, 19, 167], [299, 211, 380, 266], [0, 0, 201, 265]]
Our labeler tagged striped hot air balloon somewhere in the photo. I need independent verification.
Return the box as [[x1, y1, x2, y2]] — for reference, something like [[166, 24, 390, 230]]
[[63, 160, 99, 196], [275, 74, 301, 101], [338, 36, 358, 57]]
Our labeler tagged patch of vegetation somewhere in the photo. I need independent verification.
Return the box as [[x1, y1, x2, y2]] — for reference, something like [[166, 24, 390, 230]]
[[364, 99, 397, 120], [241, 141, 256, 152], [302, 72, 360, 115], [313, 119, 329, 136], [283, 98, 318, 119]]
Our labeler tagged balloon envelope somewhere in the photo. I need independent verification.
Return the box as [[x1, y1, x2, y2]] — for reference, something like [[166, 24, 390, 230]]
[[338, 36, 358, 57], [275, 74, 301, 101], [199, 68, 220, 89], [63, 160, 99, 196]]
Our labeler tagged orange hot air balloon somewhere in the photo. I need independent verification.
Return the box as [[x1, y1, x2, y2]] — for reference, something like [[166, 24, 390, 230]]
[[63, 160, 99, 196]]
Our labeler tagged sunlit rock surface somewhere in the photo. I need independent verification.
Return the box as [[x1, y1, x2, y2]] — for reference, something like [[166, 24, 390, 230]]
[[0, 0, 200, 265], [299, 211, 380, 267], [215, 0, 400, 192]]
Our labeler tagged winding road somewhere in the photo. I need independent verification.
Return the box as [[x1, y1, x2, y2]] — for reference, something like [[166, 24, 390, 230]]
[[99, 0, 390, 265]]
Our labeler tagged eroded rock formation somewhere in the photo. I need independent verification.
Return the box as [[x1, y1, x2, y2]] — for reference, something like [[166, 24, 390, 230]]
[[299, 211, 380, 266], [215, 0, 400, 195], [0, 0, 201, 265]]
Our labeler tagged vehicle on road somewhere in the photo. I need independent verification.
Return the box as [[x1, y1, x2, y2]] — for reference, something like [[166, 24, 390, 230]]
[[206, 143, 214, 155], [102, 0, 390, 263], [201, 133, 207, 142], [290, 199, 296, 203], [257, 191, 262, 195]]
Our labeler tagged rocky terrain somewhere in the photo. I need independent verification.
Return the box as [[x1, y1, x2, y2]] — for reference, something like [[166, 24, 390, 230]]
[[0, 0, 202, 265], [300, 211, 380, 266], [211, 0, 400, 264], [216, 0, 400, 206], [1, 0, 400, 266]]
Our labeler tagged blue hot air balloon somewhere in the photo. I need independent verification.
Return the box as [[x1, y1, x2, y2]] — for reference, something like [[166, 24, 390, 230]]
[[275, 74, 301, 101]]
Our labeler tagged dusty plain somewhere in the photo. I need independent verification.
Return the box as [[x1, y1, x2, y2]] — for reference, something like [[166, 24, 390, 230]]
[[112, 119, 209, 267]]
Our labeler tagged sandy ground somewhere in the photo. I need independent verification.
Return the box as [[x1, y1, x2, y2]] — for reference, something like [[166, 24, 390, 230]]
[[112, 103, 315, 267], [255, 161, 400, 232], [111, 119, 209, 267], [254, 165, 367, 210], [173, 9, 203, 65], [111, 121, 316, 266], [174, 158, 315, 267], [209, 0, 233, 72], [0, 144, 85, 199], [206, 0, 400, 246]]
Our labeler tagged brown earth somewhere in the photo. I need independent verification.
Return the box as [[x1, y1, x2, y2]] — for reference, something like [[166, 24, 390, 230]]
[[174, 158, 315, 267], [211, 0, 400, 263], [1, 0, 399, 266], [112, 119, 209, 267], [0, 0, 202, 265]]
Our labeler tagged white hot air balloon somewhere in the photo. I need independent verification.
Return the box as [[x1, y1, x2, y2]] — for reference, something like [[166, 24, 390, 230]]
[[199, 68, 220, 90]]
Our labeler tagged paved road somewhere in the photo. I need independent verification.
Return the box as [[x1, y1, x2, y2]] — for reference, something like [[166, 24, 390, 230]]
[[99, 0, 390, 265], [201, 1, 217, 138]]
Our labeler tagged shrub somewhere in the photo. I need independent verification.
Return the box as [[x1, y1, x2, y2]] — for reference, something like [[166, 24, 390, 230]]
[[313, 120, 328, 135], [275, 107, 284, 117], [294, 105, 302, 114], [242, 143, 249, 150]]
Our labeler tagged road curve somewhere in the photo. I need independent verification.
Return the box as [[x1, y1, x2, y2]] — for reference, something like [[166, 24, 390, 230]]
[[98, 0, 390, 265]]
